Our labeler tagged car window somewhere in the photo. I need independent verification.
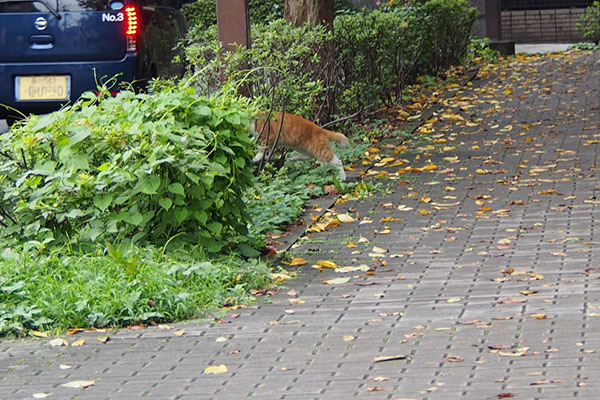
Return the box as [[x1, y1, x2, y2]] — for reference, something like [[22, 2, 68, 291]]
[[0, 1, 47, 12], [57, 0, 108, 12], [0, 0, 110, 12]]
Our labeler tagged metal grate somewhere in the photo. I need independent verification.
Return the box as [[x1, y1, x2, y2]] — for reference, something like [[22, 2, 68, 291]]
[[501, 0, 594, 11]]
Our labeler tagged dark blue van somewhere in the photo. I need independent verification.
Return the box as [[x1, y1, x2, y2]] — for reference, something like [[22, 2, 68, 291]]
[[0, 0, 189, 122]]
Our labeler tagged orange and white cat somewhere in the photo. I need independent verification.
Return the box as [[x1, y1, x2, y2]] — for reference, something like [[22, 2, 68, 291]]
[[252, 112, 349, 181]]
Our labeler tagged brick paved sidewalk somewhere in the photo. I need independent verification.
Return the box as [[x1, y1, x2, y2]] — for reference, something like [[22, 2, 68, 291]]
[[1, 50, 599, 400]]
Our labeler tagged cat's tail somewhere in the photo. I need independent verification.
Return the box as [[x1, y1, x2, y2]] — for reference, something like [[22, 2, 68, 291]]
[[325, 130, 349, 147]]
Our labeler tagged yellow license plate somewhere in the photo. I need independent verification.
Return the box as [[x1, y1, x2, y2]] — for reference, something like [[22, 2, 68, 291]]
[[16, 75, 70, 101]]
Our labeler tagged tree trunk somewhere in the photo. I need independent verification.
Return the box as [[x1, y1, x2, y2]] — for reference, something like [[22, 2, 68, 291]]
[[284, 0, 336, 121], [284, 0, 334, 29]]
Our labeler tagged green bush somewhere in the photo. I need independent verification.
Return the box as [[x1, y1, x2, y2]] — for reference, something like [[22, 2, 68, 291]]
[[334, 6, 429, 111], [421, 0, 479, 74], [184, 19, 331, 117], [184, 0, 476, 120], [0, 83, 256, 253], [578, 1, 600, 44]]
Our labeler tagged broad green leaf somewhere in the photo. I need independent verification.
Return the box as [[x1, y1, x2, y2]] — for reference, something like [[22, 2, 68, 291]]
[[207, 222, 223, 234], [93, 194, 113, 211], [197, 106, 212, 116], [174, 208, 188, 224], [159, 197, 173, 211], [194, 211, 208, 224], [140, 175, 161, 194], [168, 183, 185, 196]]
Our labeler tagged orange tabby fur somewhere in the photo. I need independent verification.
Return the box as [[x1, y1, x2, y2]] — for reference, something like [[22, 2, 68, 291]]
[[252, 112, 349, 180]]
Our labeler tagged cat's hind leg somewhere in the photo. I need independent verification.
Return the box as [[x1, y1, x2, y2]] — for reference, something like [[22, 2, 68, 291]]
[[328, 154, 346, 181]]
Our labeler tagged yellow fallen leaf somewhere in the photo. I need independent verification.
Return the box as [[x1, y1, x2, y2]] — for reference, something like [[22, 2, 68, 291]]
[[289, 298, 305, 305], [174, 329, 185, 336], [269, 272, 292, 283], [372, 247, 388, 254], [373, 376, 390, 382], [531, 313, 548, 320], [96, 335, 110, 343], [337, 214, 356, 223], [61, 380, 96, 389], [343, 335, 356, 341], [316, 260, 338, 269], [446, 297, 462, 303], [49, 338, 68, 347], [204, 364, 228, 375], [336, 265, 370, 273], [326, 219, 340, 229], [71, 339, 86, 347], [283, 257, 307, 266], [31, 330, 48, 338], [322, 277, 351, 285], [419, 209, 432, 216]]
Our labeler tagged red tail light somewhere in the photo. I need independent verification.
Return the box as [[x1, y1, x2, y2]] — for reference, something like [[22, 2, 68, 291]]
[[125, 6, 138, 36], [125, 6, 138, 52]]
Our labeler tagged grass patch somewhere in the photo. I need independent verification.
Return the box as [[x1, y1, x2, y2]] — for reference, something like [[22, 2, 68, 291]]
[[0, 243, 269, 336]]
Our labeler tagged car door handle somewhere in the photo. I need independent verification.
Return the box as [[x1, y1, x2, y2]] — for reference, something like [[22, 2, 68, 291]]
[[29, 35, 54, 50]]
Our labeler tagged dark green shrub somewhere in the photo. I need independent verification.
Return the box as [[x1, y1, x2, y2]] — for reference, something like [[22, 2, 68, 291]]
[[334, 6, 428, 111], [0, 83, 255, 253], [183, 0, 477, 119], [184, 19, 331, 117], [421, 0, 479, 74]]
